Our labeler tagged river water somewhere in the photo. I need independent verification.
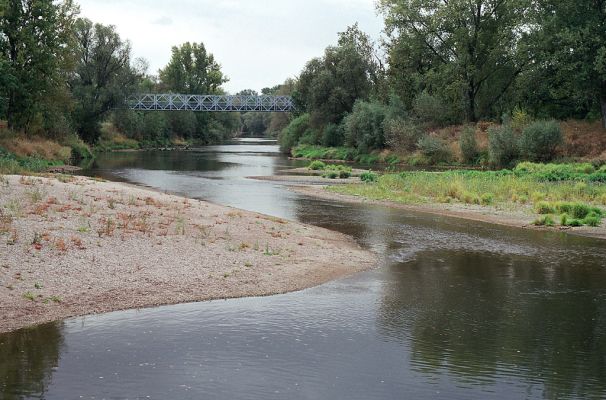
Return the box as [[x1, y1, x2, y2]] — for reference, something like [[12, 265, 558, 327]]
[[2, 139, 606, 399]]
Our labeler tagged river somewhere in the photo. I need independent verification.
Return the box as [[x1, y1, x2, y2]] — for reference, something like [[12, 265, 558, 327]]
[[2, 139, 606, 399]]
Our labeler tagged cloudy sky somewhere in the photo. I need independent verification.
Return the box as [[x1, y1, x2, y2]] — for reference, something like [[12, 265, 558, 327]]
[[77, 0, 384, 93]]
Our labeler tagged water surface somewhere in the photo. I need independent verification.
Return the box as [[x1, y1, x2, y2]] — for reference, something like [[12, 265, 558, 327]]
[[2, 140, 605, 399]]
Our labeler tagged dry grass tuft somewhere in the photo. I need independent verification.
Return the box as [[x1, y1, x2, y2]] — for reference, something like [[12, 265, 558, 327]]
[[0, 132, 71, 162]]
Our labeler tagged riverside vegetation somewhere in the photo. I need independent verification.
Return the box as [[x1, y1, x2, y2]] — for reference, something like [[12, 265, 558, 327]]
[[328, 162, 606, 229]]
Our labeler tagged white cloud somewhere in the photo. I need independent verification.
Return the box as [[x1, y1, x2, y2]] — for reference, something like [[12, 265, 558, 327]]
[[77, 0, 384, 93]]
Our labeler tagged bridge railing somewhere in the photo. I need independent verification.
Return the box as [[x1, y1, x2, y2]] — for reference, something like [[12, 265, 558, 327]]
[[126, 94, 295, 112]]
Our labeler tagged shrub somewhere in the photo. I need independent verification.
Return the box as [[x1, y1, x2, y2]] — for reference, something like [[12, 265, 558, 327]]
[[459, 126, 479, 164], [343, 100, 387, 152], [518, 120, 563, 162], [360, 171, 378, 183], [308, 161, 326, 171], [488, 125, 519, 167], [323, 171, 339, 179], [511, 107, 533, 132], [322, 123, 345, 147], [533, 215, 555, 226], [583, 214, 602, 227], [279, 114, 313, 153], [339, 170, 351, 179], [384, 117, 422, 152], [535, 201, 555, 214], [417, 136, 452, 164], [571, 203, 591, 219]]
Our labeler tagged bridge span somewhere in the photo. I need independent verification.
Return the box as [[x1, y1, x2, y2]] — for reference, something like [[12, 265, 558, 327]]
[[127, 94, 295, 112]]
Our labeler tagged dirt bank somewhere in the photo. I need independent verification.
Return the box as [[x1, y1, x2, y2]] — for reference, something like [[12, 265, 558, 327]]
[[0, 175, 375, 333]]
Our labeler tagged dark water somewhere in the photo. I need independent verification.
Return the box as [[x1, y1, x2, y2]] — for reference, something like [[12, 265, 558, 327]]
[[2, 139, 606, 400]]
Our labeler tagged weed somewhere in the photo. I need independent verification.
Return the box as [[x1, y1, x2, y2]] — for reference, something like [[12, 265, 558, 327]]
[[175, 216, 186, 235], [108, 198, 116, 209], [23, 292, 36, 301], [481, 193, 494, 205], [77, 217, 91, 233], [308, 160, 326, 170], [49, 295, 62, 303], [26, 187, 44, 203], [583, 214, 601, 227], [360, 171, 378, 183], [0, 211, 12, 234], [535, 201, 555, 214], [34, 282, 43, 289], [56, 174, 75, 183], [55, 238, 67, 252], [128, 195, 137, 206], [97, 217, 116, 237], [533, 215, 555, 226], [244, 261, 253, 268]]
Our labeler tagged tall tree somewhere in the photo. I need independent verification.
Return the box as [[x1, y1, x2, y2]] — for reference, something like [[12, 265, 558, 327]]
[[69, 18, 141, 143], [293, 26, 375, 128], [159, 42, 226, 94], [379, 0, 533, 121], [530, 0, 606, 127], [0, 0, 78, 130]]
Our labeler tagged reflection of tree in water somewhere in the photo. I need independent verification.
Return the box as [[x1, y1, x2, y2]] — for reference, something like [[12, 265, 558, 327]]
[[0, 322, 64, 399], [378, 250, 606, 399]]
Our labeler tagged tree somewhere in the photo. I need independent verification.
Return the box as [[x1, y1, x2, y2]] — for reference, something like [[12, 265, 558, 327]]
[[0, 0, 78, 130], [379, 0, 532, 122], [69, 18, 141, 144], [159, 42, 226, 94], [293, 26, 375, 129], [528, 0, 606, 128]]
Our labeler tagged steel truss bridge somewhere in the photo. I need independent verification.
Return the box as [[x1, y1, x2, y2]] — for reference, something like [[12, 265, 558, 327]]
[[127, 94, 295, 112]]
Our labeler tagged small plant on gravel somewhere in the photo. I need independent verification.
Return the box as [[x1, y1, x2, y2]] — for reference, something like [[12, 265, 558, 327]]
[[175, 216, 186, 235], [323, 171, 339, 179], [49, 295, 62, 303], [0, 211, 13, 234], [360, 171, 378, 183], [107, 198, 116, 209], [0, 175, 8, 187], [55, 238, 67, 252], [56, 174, 75, 183], [34, 282, 43, 289], [26, 187, 44, 203], [308, 160, 326, 170], [23, 292, 36, 301], [533, 215, 555, 226]]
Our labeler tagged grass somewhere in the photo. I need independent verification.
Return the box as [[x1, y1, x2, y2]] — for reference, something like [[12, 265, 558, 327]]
[[329, 162, 606, 228]]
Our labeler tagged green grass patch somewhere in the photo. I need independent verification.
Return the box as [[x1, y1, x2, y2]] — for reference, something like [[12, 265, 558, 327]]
[[0, 147, 65, 174], [329, 162, 606, 228]]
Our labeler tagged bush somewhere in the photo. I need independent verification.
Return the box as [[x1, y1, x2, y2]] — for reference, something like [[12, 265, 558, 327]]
[[321, 123, 345, 147], [360, 171, 378, 183], [518, 120, 562, 162], [384, 117, 422, 152], [488, 125, 519, 167], [279, 114, 313, 153], [343, 100, 387, 152], [323, 171, 339, 179], [511, 107, 533, 132], [459, 126, 479, 164], [535, 201, 555, 214], [533, 215, 555, 226], [417, 136, 452, 164], [308, 161, 326, 171], [339, 170, 351, 179]]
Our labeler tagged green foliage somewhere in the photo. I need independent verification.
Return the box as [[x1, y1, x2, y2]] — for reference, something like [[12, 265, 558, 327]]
[[413, 92, 455, 127], [481, 193, 494, 205], [514, 162, 606, 182], [308, 161, 326, 171], [459, 126, 479, 164], [343, 100, 387, 152], [321, 123, 344, 147], [488, 125, 519, 167], [323, 171, 339, 179], [361, 171, 378, 183], [535, 201, 556, 215], [292, 145, 358, 161], [417, 136, 452, 164], [518, 120, 563, 162], [280, 114, 314, 153], [384, 117, 422, 152], [70, 19, 140, 144], [511, 107, 533, 132], [533, 215, 555, 227]]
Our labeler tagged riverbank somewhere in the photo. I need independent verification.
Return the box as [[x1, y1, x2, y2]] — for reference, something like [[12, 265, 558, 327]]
[[0, 175, 375, 333], [292, 185, 606, 240]]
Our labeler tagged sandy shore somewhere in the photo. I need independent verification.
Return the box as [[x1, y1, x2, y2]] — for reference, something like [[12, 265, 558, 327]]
[[292, 185, 606, 240], [0, 175, 375, 333]]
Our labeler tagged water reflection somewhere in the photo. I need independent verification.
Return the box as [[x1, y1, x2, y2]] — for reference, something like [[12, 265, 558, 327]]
[[0, 323, 64, 399]]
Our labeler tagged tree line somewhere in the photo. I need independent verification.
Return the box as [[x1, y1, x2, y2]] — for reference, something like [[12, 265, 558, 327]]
[[0, 0, 290, 150], [281, 0, 606, 165]]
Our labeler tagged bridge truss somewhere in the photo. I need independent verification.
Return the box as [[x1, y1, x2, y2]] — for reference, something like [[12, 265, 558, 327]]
[[127, 94, 295, 112]]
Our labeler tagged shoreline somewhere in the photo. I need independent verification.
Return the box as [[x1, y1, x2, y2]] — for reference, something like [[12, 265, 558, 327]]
[[0, 175, 376, 334], [290, 185, 606, 241]]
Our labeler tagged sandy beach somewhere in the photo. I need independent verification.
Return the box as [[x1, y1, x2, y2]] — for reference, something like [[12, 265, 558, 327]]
[[0, 175, 375, 333]]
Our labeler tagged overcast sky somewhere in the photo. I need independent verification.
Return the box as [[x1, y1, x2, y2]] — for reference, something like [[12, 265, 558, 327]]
[[77, 0, 384, 93]]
